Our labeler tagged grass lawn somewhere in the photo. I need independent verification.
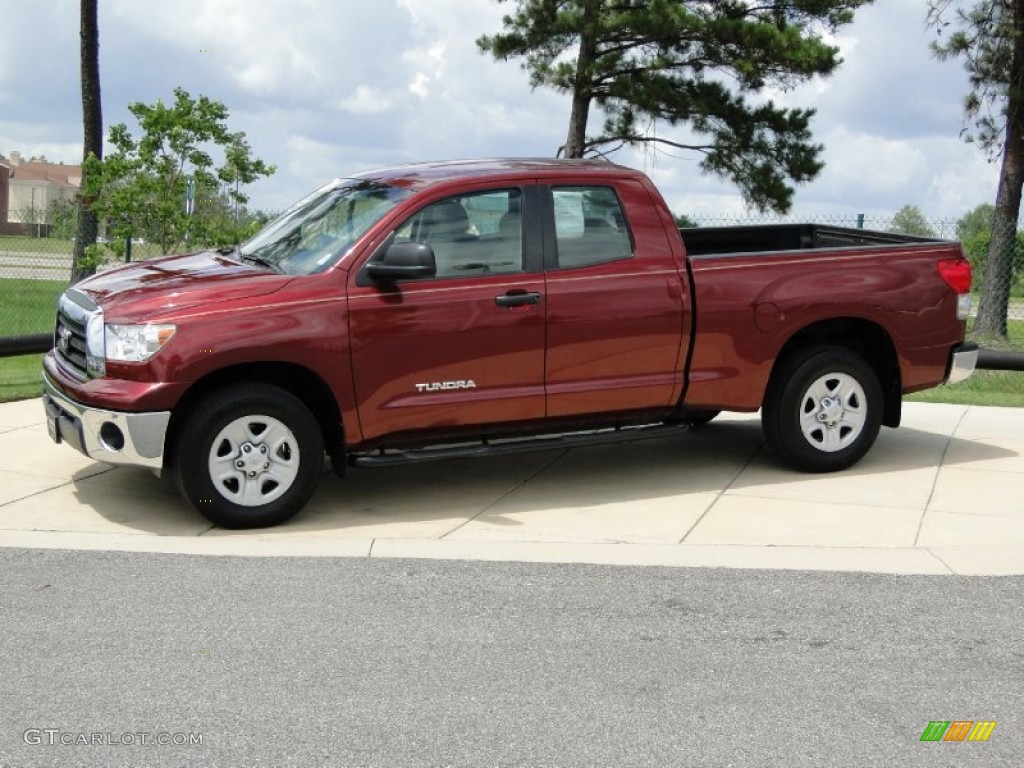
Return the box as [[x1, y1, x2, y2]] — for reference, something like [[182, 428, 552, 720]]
[[0, 354, 44, 403], [0, 277, 66, 336], [907, 370, 1024, 408], [0, 234, 72, 252], [969, 317, 1024, 352], [0, 278, 63, 402]]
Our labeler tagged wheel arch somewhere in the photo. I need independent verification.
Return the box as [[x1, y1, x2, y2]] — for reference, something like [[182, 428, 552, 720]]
[[165, 362, 344, 470], [768, 317, 901, 428]]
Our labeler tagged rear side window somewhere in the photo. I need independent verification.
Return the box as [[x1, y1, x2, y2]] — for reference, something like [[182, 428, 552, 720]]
[[552, 186, 633, 269]]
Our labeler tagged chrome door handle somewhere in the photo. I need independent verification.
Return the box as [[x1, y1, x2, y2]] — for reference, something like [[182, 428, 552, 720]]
[[495, 291, 541, 308]]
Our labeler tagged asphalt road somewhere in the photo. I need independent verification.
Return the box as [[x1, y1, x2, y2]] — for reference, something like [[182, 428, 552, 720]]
[[0, 550, 1021, 768]]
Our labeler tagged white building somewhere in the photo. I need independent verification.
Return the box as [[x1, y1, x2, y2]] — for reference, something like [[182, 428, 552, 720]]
[[0, 151, 81, 229]]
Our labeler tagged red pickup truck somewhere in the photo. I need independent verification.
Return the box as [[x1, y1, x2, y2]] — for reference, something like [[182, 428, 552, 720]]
[[42, 158, 977, 528]]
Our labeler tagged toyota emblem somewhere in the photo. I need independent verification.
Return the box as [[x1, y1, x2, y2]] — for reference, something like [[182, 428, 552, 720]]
[[58, 326, 72, 353]]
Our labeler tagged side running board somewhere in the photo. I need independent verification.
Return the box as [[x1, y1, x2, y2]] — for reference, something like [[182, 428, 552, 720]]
[[349, 422, 692, 469]]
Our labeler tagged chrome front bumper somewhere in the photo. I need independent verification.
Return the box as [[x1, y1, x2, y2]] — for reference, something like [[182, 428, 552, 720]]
[[945, 343, 978, 385], [42, 375, 170, 469]]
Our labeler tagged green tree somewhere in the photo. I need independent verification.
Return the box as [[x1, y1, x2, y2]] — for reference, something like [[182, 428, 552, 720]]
[[84, 87, 275, 255], [955, 201, 997, 241], [928, 0, 1024, 336], [48, 198, 79, 240], [675, 213, 698, 228], [72, 0, 102, 282], [888, 204, 937, 237], [192, 185, 269, 246], [478, 0, 872, 213]]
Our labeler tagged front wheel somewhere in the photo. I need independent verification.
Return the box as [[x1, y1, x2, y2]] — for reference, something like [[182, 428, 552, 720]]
[[762, 346, 883, 473], [176, 384, 324, 528]]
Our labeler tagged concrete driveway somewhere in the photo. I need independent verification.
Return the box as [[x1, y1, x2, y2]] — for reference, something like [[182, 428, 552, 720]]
[[1, 397, 1022, 574]]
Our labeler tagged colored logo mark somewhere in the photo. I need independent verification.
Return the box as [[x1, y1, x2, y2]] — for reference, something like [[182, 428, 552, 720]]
[[920, 720, 996, 742]]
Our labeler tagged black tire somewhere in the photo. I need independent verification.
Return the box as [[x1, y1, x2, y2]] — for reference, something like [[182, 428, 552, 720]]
[[176, 383, 324, 528], [686, 409, 720, 428], [762, 346, 883, 473]]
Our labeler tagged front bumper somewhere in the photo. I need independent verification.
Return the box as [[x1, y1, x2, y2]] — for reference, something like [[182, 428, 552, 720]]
[[945, 342, 978, 385], [42, 374, 170, 469]]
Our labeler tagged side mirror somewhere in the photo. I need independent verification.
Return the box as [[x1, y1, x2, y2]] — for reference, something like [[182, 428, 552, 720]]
[[365, 242, 437, 282]]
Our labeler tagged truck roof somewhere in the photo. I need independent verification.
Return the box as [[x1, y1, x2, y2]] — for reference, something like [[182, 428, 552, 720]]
[[350, 157, 645, 190]]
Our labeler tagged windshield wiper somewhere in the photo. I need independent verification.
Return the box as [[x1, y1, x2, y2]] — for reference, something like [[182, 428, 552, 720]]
[[235, 249, 281, 273]]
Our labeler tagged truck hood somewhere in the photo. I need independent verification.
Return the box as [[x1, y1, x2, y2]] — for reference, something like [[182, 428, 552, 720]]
[[75, 250, 296, 320]]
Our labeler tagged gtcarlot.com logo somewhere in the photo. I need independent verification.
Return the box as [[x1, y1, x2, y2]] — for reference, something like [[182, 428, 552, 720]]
[[23, 729, 203, 747]]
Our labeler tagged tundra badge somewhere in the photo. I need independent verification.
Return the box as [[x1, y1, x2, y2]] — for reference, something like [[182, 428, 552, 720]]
[[415, 380, 477, 393]]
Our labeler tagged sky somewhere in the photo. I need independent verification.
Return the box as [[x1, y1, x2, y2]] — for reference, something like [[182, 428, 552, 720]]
[[0, 0, 1002, 225]]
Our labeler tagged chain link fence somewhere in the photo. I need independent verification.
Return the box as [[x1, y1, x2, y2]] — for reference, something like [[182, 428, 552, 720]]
[[0, 213, 169, 340], [1, 208, 1022, 341]]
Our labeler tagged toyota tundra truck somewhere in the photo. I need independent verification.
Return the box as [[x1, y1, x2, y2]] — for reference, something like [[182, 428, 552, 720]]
[[42, 158, 977, 528]]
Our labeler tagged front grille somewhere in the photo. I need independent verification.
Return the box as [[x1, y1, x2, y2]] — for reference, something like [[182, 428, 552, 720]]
[[55, 307, 89, 379]]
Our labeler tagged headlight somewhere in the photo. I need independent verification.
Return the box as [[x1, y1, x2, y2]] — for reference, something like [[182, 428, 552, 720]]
[[105, 323, 176, 363]]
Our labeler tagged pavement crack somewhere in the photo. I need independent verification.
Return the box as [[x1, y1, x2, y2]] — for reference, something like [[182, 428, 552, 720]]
[[923, 547, 957, 574], [439, 448, 569, 540], [916, 405, 970, 546], [677, 439, 765, 544]]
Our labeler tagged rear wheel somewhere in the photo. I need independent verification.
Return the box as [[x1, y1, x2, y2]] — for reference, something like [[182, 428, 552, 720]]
[[762, 346, 882, 472], [176, 384, 324, 528]]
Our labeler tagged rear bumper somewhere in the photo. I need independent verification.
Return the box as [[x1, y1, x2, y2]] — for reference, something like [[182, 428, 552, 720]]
[[945, 342, 978, 385], [42, 373, 170, 469]]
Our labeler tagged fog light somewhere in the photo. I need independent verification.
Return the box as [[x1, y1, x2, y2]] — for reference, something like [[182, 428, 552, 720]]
[[99, 422, 125, 452]]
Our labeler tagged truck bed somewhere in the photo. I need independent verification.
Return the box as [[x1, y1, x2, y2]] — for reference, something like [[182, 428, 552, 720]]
[[680, 224, 942, 257]]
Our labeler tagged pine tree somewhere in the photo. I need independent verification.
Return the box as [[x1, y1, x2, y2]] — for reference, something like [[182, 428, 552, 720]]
[[478, 0, 872, 213]]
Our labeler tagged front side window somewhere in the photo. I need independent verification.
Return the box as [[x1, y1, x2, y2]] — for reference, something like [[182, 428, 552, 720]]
[[552, 186, 633, 269], [240, 179, 412, 275], [393, 188, 523, 278]]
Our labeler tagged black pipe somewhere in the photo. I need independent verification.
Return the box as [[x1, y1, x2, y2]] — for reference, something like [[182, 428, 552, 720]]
[[977, 348, 1024, 372], [0, 334, 51, 358]]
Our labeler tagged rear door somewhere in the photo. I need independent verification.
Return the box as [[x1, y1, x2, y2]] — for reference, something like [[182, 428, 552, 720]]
[[347, 184, 547, 443], [541, 180, 690, 418]]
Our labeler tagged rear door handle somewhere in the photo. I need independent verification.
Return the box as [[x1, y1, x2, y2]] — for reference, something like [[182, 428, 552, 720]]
[[495, 291, 541, 308]]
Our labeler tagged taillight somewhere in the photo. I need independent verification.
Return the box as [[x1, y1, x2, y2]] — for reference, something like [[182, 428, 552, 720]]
[[937, 258, 972, 320], [937, 258, 972, 294]]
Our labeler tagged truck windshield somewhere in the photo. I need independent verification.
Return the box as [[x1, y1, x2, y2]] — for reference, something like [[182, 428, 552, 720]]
[[238, 179, 411, 275]]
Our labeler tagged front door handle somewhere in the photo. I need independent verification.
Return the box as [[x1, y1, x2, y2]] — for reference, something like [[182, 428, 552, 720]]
[[495, 291, 541, 308]]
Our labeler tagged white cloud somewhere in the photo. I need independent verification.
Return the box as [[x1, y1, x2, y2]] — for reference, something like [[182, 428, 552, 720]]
[[408, 73, 430, 100], [0, 0, 1004, 222], [339, 86, 395, 116]]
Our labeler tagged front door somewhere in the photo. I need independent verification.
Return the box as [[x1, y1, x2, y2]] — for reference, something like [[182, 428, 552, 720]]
[[348, 186, 547, 443]]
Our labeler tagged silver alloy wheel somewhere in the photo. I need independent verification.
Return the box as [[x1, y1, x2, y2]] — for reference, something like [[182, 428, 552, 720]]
[[798, 372, 868, 453], [207, 415, 301, 506]]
